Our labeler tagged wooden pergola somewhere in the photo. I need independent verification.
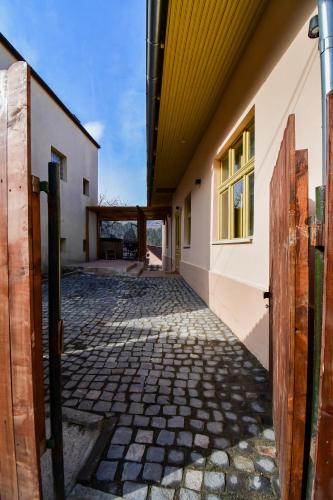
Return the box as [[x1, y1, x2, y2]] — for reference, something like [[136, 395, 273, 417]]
[[85, 205, 171, 261]]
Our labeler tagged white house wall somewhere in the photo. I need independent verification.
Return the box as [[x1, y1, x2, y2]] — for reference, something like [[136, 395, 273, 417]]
[[30, 78, 98, 268], [168, 5, 321, 369]]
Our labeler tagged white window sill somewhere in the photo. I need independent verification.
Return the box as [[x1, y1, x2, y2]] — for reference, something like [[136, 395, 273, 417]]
[[212, 238, 253, 245]]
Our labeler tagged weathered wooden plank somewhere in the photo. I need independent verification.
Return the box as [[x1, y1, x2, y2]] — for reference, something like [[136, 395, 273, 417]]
[[7, 61, 41, 498], [270, 116, 311, 499], [313, 90, 333, 499], [290, 149, 309, 499], [0, 68, 19, 500]]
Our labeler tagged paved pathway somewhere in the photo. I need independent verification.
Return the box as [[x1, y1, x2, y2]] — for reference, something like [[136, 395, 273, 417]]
[[43, 274, 280, 499]]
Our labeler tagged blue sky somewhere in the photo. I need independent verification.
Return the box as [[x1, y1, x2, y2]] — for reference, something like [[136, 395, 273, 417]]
[[0, 0, 147, 205]]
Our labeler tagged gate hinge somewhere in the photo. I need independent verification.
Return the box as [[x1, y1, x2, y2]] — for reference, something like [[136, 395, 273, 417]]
[[39, 181, 49, 193], [310, 219, 325, 248], [31, 176, 48, 193]]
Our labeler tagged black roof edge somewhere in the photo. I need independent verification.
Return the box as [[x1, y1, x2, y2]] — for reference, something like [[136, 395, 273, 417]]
[[0, 33, 100, 149], [146, 0, 169, 205]]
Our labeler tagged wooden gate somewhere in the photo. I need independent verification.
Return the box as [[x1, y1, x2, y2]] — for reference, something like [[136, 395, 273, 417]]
[[269, 115, 309, 499], [0, 62, 45, 499]]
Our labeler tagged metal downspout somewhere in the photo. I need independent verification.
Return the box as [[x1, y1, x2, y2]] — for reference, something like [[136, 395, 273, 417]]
[[146, 0, 168, 205], [318, 0, 333, 181]]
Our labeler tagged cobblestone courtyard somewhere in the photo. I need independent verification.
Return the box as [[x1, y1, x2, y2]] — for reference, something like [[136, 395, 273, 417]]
[[43, 273, 279, 499]]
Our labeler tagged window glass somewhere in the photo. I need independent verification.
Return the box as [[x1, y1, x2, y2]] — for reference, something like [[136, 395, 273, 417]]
[[233, 179, 243, 238], [233, 137, 243, 172], [83, 178, 90, 196], [221, 155, 229, 182], [51, 149, 66, 181], [221, 190, 229, 239], [248, 172, 254, 236]]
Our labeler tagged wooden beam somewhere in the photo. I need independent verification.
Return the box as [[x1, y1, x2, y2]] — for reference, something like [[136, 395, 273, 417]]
[[0, 68, 19, 500], [7, 62, 42, 498]]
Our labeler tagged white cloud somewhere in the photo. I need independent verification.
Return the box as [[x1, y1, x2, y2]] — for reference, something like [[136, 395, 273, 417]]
[[83, 120, 105, 142]]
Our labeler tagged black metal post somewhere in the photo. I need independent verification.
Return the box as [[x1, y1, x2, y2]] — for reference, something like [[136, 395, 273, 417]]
[[48, 161, 65, 499]]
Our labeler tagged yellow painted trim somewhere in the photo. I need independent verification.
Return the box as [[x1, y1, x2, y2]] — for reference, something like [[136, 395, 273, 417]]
[[217, 118, 254, 241]]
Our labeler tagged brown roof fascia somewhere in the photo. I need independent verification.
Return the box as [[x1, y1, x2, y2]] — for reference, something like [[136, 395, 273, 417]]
[[0, 33, 100, 149]]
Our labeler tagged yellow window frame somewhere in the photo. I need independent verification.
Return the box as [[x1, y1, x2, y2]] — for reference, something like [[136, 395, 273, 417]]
[[218, 123, 254, 240]]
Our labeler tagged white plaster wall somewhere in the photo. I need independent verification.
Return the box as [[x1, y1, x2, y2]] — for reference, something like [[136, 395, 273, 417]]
[[31, 78, 98, 268], [169, 4, 321, 367], [0, 42, 98, 269]]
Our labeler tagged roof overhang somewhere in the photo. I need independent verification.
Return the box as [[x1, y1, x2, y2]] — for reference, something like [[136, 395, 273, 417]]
[[146, 0, 269, 205]]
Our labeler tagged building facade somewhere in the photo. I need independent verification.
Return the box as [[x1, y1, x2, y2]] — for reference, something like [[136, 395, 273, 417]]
[[151, 0, 321, 369], [0, 35, 99, 270]]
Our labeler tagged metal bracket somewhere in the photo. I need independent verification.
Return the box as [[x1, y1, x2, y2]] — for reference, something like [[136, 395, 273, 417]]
[[39, 181, 49, 193], [46, 437, 55, 449]]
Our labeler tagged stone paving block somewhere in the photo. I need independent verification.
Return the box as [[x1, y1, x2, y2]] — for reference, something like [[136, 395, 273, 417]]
[[185, 469, 203, 491], [136, 429, 154, 444], [177, 431, 193, 447], [152, 417, 166, 429], [151, 486, 175, 500], [168, 416, 184, 429], [122, 462, 142, 481], [123, 481, 148, 500], [255, 456, 276, 473], [179, 489, 200, 500], [209, 450, 229, 468], [157, 430, 175, 446], [112, 427, 133, 445], [161, 467, 183, 488], [190, 452, 205, 468], [248, 474, 272, 493], [194, 434, 209, 449], [204, 471, 225, 492], [233, 455, 255, 472], [147, 446, 165, 463], [168, 449, 184, 465], [125, 443, 145, 462], [143, 462, 163, 481], [96, 461, 118, 481], [107, 445, 125, 460]]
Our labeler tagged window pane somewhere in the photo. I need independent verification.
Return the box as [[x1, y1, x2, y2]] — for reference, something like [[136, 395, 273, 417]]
[[233, 137, 243, 172], [248, 122, 255, 159], [248, 172, 254, 236], [221, 190, 229, 239], [233, 179, 243, 238], [221, 155, 229, 182]]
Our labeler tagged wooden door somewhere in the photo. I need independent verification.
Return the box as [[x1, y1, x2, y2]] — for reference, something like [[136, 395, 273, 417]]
[[175, 212, 181, 272], [269, 115, 309, 499], [0, 62, 44, 499]]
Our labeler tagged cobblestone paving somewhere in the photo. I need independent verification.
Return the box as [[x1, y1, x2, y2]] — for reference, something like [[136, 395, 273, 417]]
[[43, 273, 280, 499]]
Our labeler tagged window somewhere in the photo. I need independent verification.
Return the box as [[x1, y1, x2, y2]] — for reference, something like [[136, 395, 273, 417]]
[[83, 178, 90, 196], [51, 149, 67, 181], [218, 118, 254, 240], [184, 193, 191, 246]]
